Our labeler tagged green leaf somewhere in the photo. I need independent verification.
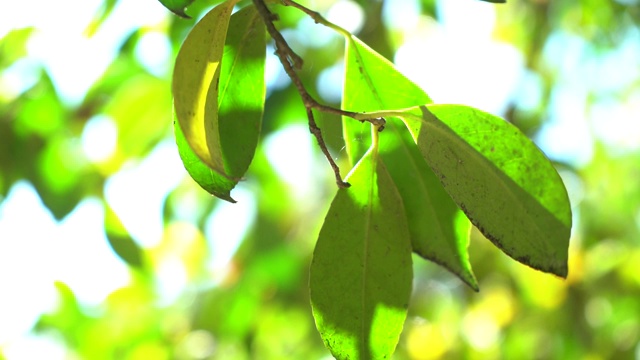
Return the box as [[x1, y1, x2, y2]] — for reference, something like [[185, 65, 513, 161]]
[[172, 0, 238, 175], [342, 37, 433, 165], [174, 120, 236, 202], [218, 5, 266, 179], [310, 139, 412, 360], [104, 203, 145, 269], [85, 0, 120, 36], [342, 36, 478, 289], [399, 104, 572, 277], [157, 0, 196, 18], [173, 2, 266, 200]]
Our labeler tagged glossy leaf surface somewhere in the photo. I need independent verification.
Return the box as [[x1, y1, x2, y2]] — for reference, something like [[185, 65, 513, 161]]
[[310, 141, 412, 360], [400, 104, 572, 277], [342, 36, 477, 289]]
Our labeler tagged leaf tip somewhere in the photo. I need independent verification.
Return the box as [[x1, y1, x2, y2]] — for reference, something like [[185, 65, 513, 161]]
[[171, 10, 192, 19], [212, 192, 237, 203]]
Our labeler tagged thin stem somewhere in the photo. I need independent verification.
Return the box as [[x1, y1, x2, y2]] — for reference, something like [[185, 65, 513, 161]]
[[252, 0, 351, 187], [280, 0, 351, 38], [252, 0, 388, 188]]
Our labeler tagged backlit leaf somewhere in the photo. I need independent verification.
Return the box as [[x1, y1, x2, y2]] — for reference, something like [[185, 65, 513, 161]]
[[174, 120, 236, 202], [399, 104, 572, 277], [217, 5, 266, 179], [172, 0, 238, 175], [342, 36, 478, 289], [310, 139, 412, 360], [173, 1, 265, 200]]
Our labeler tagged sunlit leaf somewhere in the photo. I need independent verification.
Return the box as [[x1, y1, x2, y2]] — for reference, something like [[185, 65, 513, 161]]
[[342, 37, 432, 165], [310, 140, 412, 360], [157, 0, 196, 18], [173, 1, 265, 201], [174, 120, 236, 202], [217, 4, 266, 179], [343, 36, 477, 289], [399, 104, 572, 277], [172, 0, 238, 174]]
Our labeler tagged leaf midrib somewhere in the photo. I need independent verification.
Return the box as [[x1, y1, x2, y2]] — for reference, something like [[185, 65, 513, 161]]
[[420, 116, 559, 260]]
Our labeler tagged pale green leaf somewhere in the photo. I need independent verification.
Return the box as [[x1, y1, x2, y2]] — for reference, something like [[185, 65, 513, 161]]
[[342, 36, 478, 289], [400, 104, 572, 277], [172, 0, 239, 174], [310, 141, 412, 360], [173, 2, 266, 200]]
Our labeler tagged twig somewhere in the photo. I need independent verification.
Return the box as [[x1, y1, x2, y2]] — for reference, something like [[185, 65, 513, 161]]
[[280, 0, 351, 37], [252, 0, 384, 188]]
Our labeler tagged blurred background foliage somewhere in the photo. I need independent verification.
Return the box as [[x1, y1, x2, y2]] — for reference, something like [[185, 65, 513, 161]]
[[0, 0, 639, 358]]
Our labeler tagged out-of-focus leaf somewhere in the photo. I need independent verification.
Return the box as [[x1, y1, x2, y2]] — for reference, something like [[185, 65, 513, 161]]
[[105, 203, 145, 269], [106, 75, 171, 159], [399, 104, 572, 277], [310, 140, 412, 360], [14, 72, 66, 137], [0, 27, 34, 69], [35, 281, 86, 337], [85, 0, 120, 36], [36, 135, 87, 219], [343, 36, 478, 289], [157, 0, 196, 18]]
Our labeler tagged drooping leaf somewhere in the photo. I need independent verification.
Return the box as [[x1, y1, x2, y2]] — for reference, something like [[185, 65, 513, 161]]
[[173, 1, 265, 201], [217, 5, 266, 179], [172, 0, 238, 174], [342, 36, 478, 289], [157, 0, 196, 18], [174, 120, 236, 202], [310, 139, 412, 360], [399, 104, 572, 277]]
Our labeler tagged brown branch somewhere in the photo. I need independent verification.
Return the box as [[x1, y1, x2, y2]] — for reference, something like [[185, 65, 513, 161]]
[[251, 0, 347, 187], [252, 0, 386, 188]]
